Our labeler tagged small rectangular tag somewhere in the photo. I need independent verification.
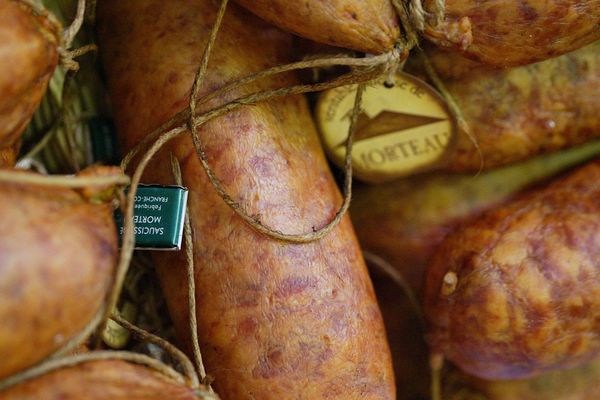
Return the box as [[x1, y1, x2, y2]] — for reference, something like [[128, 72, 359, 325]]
[[115, 184, 188, 250]]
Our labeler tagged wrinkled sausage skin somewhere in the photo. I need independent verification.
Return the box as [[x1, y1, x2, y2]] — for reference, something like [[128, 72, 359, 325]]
[[425, 159, 600, 380], [442, 42, 600, 172], [350, 144, 600, 293], [97, 0, 395, 398], [423, 0, 600, 67], [0, 360, 200, 400]]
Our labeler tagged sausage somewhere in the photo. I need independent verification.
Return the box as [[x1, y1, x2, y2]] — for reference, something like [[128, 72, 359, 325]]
[[351, 142, 600, 293], [233, 0, 399, 54], [422, 0, 600, 67], [0, 167, 118, 378], [433, 41, 600, 172], [0, 0, 59, 166], [0, 360, 205, 400], [97, 0, 395, 398], [424, 159, 600, 380]]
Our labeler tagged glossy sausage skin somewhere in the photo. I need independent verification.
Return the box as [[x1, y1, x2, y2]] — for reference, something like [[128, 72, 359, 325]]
[[0, 360, 202, 400], [97, 0, 395, 399], [424, 159, 600, 380], [422, 0, 600, 67], [0, 0, 59, 165], [234, 0, 399, 54], [0, 169, 117, 379]]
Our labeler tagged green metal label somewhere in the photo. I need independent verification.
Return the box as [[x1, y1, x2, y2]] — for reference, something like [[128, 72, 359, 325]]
[[115, 185, 188, 250]]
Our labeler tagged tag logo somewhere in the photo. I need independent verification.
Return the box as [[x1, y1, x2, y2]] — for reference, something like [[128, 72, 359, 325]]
[[317, 73, 455, 183]]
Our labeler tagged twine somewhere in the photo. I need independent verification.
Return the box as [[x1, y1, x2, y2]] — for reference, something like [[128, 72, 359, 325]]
[[362, 250, 445, 400], [418, 50, 482, 173], [20, 0, 97, 72], [49, 305, 106, 360], [0, 169, 129, 187], [121, 58, 389, 172], [121, 0, 401, 245], [0, 315, 210, 395], [170, 155, 211, 389], [58, 0, 99, 72], [110, 8, 474, 395], [110, 315, 202, 389], [18, 0, 62, 44], [392, 0, 420, 49], [391, 0, 478, 171], [0, 351, 185, 392], [120, 0, 476, 245], [61, 0, 86, 46], [362, 251, 424, 327], [98, 126, 188, 348]]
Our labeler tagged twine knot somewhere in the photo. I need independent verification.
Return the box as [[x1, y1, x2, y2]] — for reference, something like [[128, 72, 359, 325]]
[[58, 48, 81, 72], [382, 44, 407, 86]]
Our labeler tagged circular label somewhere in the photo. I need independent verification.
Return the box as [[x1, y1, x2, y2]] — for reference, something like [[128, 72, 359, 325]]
[[316, 72, 455, 183]]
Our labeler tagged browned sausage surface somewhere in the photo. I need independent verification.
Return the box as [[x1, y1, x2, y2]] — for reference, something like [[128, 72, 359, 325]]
[[0, 0, 59, 165], [0, 360, 200, 400], [424, 159, 600, 380], [234, 0, 400, 54], [436, 42, 600, 172], [351, 143, 600, 293], [97, 0, 395, 398], [423, 0, 600, 67], [0, 169, 117, 379]]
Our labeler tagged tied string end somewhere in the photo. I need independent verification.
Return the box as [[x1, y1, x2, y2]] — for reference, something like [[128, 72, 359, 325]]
[[59, 44, 98, 73], [0, 170, 130, 188], [55, 0, 99, 72], [16, 0, 90, 72]]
